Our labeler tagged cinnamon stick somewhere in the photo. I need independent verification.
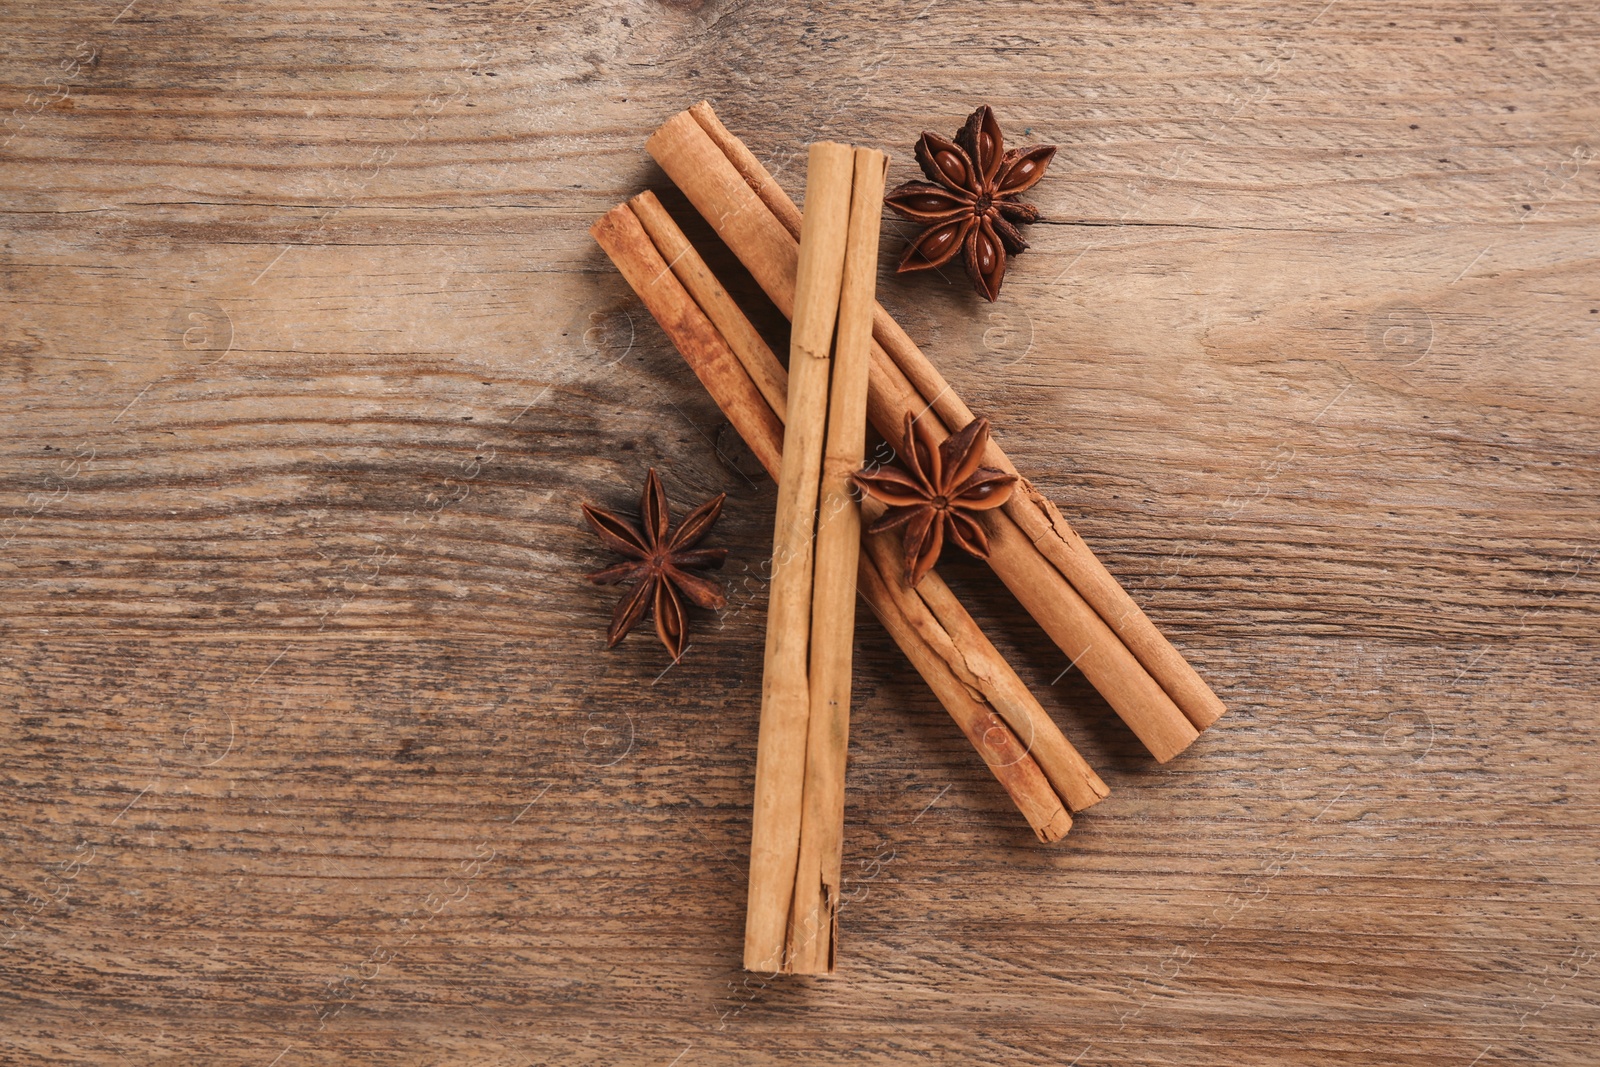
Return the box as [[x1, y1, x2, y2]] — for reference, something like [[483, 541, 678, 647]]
[[647, 105, 1221, 761], [590, 202, 1099, 845], [785, 146, 886, 975], [743, 142, 856, 973]]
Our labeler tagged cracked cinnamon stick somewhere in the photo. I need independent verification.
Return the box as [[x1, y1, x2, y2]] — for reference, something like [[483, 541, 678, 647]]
[[646, 103, 1225, 761], [786, 146, 887, 974], [743, 142, 856, 973], [591, 201, 1101, 853]]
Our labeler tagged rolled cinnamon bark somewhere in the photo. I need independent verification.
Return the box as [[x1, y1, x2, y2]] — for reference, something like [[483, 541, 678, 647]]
[[786, 146, 887, 975], [744, 142, 855, 974], [591, 201, 1099, 844]]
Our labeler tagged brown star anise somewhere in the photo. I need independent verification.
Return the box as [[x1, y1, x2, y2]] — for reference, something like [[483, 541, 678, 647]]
[[885, 105, 1056, 301], [851, 413, 1019, 587], [581, 468, 728, 661]]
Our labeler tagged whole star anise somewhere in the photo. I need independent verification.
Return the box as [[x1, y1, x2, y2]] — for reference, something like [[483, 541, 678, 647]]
[[851, 413, 1019, 587], [581, 468, 728, 661], [885, 105, 1056, 301]]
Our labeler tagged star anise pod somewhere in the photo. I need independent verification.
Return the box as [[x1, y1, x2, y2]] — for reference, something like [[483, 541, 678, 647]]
[[851, 413, 1019, 587], [885, 105, 1056, 301], [581, 468, 728, 661]]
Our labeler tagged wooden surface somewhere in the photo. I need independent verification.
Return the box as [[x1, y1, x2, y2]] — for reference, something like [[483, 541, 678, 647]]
[[3, 2, 1597, 1063]]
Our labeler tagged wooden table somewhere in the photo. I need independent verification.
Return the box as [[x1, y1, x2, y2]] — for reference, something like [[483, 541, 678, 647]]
[[3, 3, 1596, 1063]]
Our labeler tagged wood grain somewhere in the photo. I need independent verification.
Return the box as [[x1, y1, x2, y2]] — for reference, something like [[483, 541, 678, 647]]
[[2, 1, 1597, 1064]]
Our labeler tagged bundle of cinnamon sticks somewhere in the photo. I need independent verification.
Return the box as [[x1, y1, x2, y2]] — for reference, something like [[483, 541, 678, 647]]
[[590, 102, 1226, 974]]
